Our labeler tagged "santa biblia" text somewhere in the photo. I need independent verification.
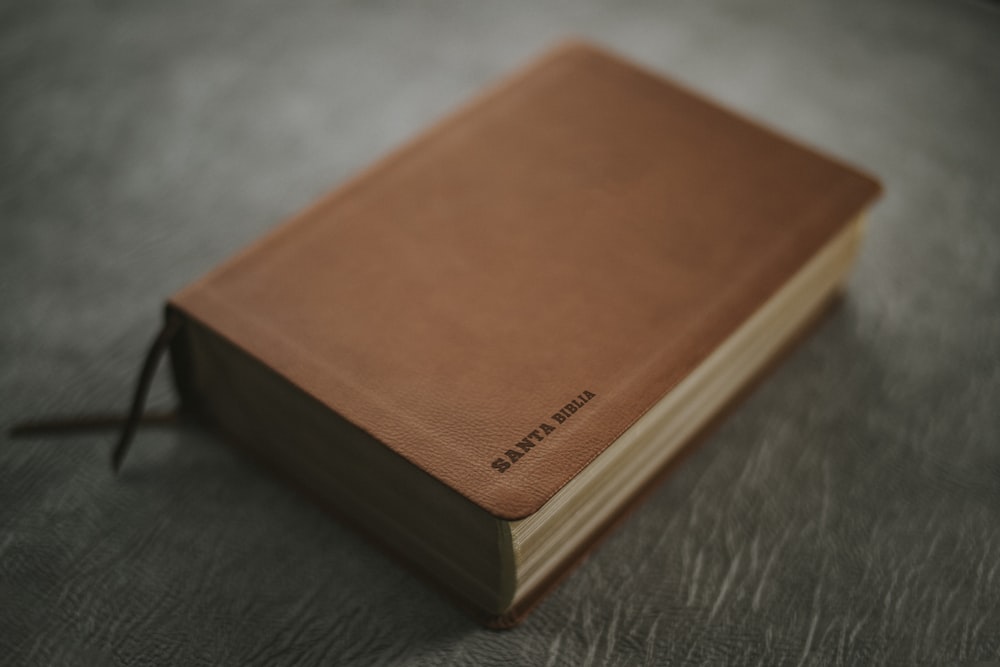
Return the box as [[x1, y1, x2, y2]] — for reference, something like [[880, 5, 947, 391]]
[[490, 390, 597, 473]]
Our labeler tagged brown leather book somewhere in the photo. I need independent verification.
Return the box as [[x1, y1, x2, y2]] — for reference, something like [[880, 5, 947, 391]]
[[159, 40, 880, 626]]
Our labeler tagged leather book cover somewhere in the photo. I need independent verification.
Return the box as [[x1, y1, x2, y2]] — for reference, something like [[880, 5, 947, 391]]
[[170, 39, 881, 525]]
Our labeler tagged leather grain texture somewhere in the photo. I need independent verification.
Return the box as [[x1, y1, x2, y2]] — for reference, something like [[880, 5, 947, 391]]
[[3, 0, 999, 663], [171, 41, 879, 520]]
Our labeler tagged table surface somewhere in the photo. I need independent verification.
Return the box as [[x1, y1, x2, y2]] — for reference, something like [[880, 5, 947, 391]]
[[3, 0, 999, 664]]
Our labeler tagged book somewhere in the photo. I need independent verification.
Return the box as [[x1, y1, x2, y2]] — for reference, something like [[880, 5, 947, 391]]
[[144, 40, 880, 626]]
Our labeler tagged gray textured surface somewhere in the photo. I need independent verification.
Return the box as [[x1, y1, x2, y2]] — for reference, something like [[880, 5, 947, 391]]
[[2, 0, 999, 664]]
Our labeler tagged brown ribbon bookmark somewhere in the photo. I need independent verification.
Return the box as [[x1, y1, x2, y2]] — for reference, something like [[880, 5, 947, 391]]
[[8, 313, 182, 474], [110, 313, 182, 472]]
